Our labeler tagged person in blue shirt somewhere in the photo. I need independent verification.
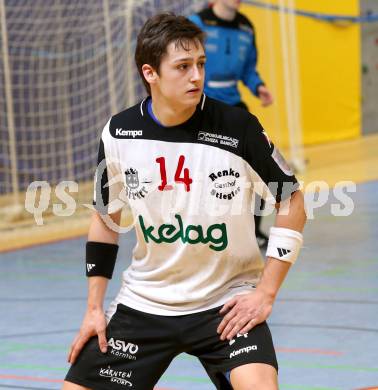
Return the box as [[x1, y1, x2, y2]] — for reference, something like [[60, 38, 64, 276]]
[[190, 0, 274, 248], [189, 0, 273, 107]]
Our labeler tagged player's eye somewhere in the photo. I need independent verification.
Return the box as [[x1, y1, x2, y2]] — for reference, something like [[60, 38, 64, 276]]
[[178, 64, 188, 70], [198, 62, 205, 68]]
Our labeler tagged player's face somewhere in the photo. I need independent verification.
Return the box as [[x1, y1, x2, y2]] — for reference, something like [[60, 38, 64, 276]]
[[156, 39, 206, 107]]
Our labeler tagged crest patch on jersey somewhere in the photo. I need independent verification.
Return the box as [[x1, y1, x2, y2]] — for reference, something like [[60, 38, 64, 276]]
[[125, 168, 139, 189], [125, 168, 149, 200]]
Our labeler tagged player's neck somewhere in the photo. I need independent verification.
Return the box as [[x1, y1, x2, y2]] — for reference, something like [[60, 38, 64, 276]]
[[150, 97, 196, 127], [212, 3, 237, 21]]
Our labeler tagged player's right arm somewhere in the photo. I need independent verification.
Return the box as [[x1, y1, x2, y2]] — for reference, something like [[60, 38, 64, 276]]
[[68, 118, 125, 364], [68, 210, 121, 364]]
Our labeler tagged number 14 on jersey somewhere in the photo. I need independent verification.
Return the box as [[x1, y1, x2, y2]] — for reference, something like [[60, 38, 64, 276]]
[[156, 155, 192, 192]]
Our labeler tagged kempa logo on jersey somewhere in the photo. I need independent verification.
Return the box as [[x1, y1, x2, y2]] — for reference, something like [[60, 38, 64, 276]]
[[99, 366, 133, 387], [108, 337, 139, 361], [139, 214, 228, 251], [209, 168, 241, 200], [125, 168, 149, 200], [115, 128, 143, 138], [198, 131, 239, 148], [230, 345, 258, 359]]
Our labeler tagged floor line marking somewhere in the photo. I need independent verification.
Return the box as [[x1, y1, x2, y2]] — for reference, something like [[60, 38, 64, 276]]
[[0, 375, 62, 384], [277, 347, 343, 356], [270, 323, 378, 333]]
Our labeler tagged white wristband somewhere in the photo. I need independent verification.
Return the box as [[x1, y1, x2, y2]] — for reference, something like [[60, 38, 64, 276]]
[[266, 227, 303, 264]]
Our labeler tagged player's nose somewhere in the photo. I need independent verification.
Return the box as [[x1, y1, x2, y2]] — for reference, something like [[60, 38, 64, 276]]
[[190, 64, 202, 82]]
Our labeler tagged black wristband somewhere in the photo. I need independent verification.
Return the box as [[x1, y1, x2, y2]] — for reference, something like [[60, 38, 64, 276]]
[[86, 241, 119, 279]]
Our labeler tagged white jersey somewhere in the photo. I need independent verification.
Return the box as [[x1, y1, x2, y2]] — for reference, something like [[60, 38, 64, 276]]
[[94, 95, 298, 315]]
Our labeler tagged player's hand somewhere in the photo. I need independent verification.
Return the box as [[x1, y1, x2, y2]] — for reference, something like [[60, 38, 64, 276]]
[[217, 289, 274, 341], [68, 308, 108, 364], [257, 85, 274, 107]]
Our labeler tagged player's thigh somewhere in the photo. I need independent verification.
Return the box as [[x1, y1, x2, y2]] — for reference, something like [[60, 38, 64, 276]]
[[65, 304, 178, 389], [230, 362, 278, 390], [192, 315, 278, 390]]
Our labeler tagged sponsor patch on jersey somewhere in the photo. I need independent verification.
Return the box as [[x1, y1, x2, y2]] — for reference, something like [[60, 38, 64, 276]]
[[139, 214, 228, 252], [113, 128, 143, 139], [198, 131, 239, 148], [208, 167, 241, 200], [272, 147, 294, 176]]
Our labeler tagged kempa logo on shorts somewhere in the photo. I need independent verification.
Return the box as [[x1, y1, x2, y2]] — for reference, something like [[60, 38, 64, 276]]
[[198, 131, 239, 148], [86, 263, 95, 273], [115, 128, 143, 138], [209, 168, 241, 200], [99, 366, 132, 387], [139, 214, 228, 251], [230, 345, 258, 359], [108, 337, 139, 361]]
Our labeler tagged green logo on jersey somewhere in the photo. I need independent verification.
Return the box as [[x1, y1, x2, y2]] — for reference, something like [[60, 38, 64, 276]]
[[138, 214, 228, 251]]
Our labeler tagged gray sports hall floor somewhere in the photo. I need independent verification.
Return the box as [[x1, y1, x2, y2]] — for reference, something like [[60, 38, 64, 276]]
[[1, 181, 377, 390]]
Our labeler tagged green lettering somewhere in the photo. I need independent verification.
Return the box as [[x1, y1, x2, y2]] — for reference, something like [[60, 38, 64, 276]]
[[185, 225, 204, 244], [138, 215, 161, 244], [206, 223, 228, 251], [138, 215, 228, 252], [175, 214, 184, 239], [158, 224, 180, 243]]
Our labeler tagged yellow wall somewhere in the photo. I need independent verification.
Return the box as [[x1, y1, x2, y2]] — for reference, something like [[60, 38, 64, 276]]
[[240, 0, 361, 147]]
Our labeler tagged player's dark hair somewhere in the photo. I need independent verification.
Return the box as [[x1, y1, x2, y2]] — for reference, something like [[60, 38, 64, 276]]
[[135, 13, 205, 94]]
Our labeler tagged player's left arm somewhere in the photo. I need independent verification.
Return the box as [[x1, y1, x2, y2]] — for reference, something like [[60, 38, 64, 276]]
[[217, 190, 306, 340], [217, 115, 306, 340]]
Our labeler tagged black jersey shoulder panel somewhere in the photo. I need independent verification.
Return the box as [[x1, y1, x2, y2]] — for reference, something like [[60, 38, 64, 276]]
[[109, 101, 146, 139], [107, 96, 266, 163]]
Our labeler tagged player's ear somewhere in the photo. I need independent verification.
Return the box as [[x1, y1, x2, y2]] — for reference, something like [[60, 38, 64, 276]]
[[142, 64, 158, 86]]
